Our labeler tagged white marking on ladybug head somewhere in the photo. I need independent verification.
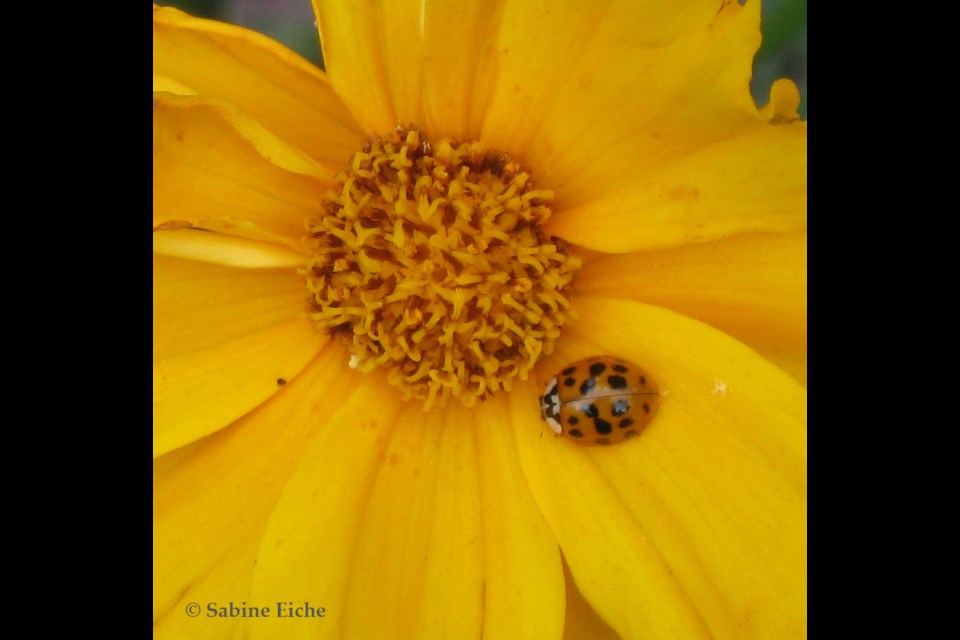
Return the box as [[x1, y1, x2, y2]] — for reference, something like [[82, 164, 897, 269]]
[[540, 377, 562, 434], [545, 414, 562, 434]]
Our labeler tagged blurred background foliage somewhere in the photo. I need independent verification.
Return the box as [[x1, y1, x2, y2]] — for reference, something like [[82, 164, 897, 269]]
[[159, 0, 807, 119]]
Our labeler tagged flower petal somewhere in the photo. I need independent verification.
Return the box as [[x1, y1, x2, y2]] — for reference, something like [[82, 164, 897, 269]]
[[311, 0, 398, 133], [419, 1, 506, 139], [154, 317, 326, 457], [480, 0, 747, 159], [545, 121, 807, 252], [515, 296, 806, 639], [760, 78, 804, 124], [154, 346, 362, 628], [154, 530, 263, 639], [249, 395, 565, 639], [478, 0, 805, 252], [153, 4, 364, 165], [473, 396, 565, 639], [153, 73, 195, 95], [334, 402, 486, 639], [153, 229, 306, 269], [153, 93, 328, 244], [481, 0, 651, 154], [374, 0, 427, 129], [574, 232, 807, 384], [153, 254, 306, 361], [312, 0, 506, 141], [562, 559, 620, 640], [246, 375, 405, 639]]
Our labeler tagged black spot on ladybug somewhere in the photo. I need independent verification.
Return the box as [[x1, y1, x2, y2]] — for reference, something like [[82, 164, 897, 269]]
[[589, 362, 607, 377], [563, 376, 577, 387], [568, 415, 579, 425], [639, 375, 646, 386], [584, 404, 599, 418], [579, 377, 596, 395], [608, 375, 627, 390], [612, 364, 628, 373], [619, 418, 635, 429], [562, 366, 576, 375], [568, 428, 584, 438], [643, 402, 650, 414], [276, 378, 287, 386], [612, 399, 630, 416], [623, 429, 639, 439], [594, 418, 612, 435]]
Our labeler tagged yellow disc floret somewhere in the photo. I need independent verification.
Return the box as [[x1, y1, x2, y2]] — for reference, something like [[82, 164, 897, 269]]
[[305, 126, 581, 409]]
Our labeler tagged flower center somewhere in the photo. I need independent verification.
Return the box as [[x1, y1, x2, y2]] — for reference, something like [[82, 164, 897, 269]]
[[305, 126, 581, 409]]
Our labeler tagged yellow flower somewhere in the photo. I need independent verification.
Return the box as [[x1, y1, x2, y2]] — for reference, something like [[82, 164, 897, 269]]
[[154, 1, 806, 639]]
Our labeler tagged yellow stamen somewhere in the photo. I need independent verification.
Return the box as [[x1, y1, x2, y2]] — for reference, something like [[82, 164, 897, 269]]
[[305, 126, 581, 409]]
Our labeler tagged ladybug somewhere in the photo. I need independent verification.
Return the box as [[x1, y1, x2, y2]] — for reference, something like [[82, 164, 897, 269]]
[[539, 355, 661, 446]]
